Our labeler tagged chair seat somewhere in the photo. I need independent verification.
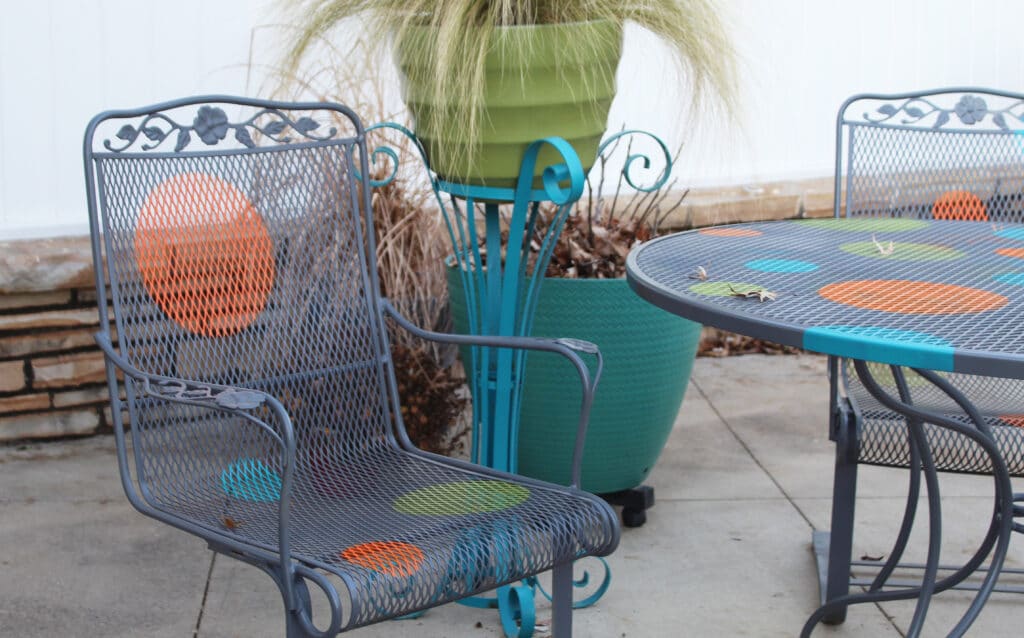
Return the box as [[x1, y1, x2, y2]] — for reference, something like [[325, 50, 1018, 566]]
[[856, 411, 1024, 476], [148, 444, 618, 628]]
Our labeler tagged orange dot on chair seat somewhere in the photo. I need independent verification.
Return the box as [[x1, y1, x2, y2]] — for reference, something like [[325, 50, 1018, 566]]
[[996, 247, 1024, 260], [819, 280, 1007, 314], [932, 190, 987, 221], [135, 173, 274, 337], [340, 541, 425, 577], [698, 227, 763, 237]]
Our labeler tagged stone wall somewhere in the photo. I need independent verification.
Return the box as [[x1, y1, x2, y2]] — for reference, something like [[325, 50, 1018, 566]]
[[0, 176, 838, 442], [0, 237, 115, 441]]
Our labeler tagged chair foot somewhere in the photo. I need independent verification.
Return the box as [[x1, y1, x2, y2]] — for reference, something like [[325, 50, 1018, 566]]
[[812, 530, 848, 625], [600, 485, 654, 528]]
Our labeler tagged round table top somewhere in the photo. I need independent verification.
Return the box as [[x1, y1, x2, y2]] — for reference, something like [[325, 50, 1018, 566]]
[[626, 218, 1024, 377]]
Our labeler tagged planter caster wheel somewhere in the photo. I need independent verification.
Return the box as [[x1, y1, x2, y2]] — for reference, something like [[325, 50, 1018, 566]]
[[600, 485, 655, 528], [622, 508, 647, 528]]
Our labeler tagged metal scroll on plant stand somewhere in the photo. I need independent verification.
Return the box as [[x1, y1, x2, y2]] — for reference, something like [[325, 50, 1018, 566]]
[[366, 123, 672, 638]]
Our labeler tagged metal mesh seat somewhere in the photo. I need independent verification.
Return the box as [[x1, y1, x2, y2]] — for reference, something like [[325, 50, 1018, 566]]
[[818, 88, 1024, 624], [83, 97, 618, 636], [848, 363, 1024, 475]]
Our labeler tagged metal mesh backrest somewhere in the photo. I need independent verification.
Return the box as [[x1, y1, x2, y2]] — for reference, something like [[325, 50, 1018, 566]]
[[835, 90, 1024, 472], [838, 89, 1024, 221], [87, 100, 395, 475]]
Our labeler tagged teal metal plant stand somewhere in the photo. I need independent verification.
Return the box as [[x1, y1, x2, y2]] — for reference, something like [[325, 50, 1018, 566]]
[[367, 123, 670, 637]]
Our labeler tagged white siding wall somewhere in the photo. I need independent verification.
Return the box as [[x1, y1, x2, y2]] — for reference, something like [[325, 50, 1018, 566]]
[[2, 0, 1023, 237]]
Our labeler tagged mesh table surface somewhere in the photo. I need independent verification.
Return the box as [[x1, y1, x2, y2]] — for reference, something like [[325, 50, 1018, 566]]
[[626, 218, 1024, 378]]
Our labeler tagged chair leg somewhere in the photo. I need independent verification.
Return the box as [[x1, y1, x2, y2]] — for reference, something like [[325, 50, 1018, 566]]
[[551, 562, 574, 638], [283, 576, 313, 638], [822, 439, 859, 625]]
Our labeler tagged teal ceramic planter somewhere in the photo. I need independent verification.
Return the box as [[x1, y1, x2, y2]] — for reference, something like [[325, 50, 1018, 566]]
[[448, 271, 701, 493]]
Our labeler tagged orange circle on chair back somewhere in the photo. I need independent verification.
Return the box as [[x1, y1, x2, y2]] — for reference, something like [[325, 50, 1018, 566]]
[[819, 280, 1008, 314], [341, 541, 425, 577], [699, 227, 763, 238], [932, 190, 988, 221], [135, 173, 274, 337]]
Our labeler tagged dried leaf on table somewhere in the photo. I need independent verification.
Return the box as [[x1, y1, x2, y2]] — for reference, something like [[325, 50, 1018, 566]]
[[872, 233, 895, 256], [728, 284, 777, 302]]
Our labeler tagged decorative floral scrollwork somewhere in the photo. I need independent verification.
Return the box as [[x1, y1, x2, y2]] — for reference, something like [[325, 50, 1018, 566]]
[[145, 379, 266, 410], [104, 106, 340, 153], [864, 94, 1024, 131]]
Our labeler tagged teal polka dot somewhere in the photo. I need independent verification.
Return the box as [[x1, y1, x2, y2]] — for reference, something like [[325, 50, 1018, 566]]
[[994, 273, 1024, 286], [745, 258, 818, 273], [996, 228, 1024, 242], [220, 458, 282, 503]]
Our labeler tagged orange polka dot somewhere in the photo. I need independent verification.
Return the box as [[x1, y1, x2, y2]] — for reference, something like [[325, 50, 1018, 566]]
[[999, 415, 1024, 428], [932, 190, 987, 221], [341, 541, 425, 577], [699, 227, 763, 237], [135, 173, 274, 337], [996, 247, 1024, 260], [819, 280, 1007, 314]]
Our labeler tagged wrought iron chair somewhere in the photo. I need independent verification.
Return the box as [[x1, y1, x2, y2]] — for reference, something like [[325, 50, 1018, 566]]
[[817, 87, 1024, 623], [83, 96, 619, 637]]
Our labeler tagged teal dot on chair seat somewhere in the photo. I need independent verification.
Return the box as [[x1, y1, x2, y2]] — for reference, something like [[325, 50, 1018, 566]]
[[995, 228, 1024, 242], [744, 258, 818, 273], [993, 273, 1024, 286], [220, 458, 282, 502], [393, 480, 530, 515]]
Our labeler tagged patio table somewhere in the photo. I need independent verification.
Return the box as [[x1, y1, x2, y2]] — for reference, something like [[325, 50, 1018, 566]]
[[625, 217, 1022, 637]]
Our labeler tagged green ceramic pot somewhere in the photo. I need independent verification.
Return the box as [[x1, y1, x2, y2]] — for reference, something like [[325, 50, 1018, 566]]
[[447, 272, 701, 493], [396, 20, 622, 188]]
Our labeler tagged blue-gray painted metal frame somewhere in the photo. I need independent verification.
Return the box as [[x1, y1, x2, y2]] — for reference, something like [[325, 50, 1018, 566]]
[[818, 87, 1024, 632], [625, 87, 1024, 636], [83, 95, 620, 637]]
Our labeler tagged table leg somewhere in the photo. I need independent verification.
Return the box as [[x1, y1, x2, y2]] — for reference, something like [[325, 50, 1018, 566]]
[[802, 360, 1015, 638]]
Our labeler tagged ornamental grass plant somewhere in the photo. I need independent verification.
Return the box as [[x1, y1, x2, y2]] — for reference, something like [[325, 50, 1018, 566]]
[[280, 0, 737, 171], [263, 36, 469, 455]]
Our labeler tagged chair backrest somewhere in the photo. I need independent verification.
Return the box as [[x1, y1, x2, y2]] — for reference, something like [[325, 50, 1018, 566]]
[[83, 97, 400, 464], [835, 88, 1024, 221]]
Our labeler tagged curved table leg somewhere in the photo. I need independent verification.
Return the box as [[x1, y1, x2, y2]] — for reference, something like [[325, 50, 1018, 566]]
[[802, 361, 1015, 638]]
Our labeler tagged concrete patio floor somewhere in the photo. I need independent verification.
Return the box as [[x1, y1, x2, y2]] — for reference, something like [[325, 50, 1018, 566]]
[[1, 354, 1021, 637]]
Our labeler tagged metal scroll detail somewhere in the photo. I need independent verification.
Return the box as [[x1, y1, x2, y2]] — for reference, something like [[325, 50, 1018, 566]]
[[801, 361, 1015, 638], [102, 105, 340, 153], [365, 125, 671, 638], [863, 93, 1024, 130]]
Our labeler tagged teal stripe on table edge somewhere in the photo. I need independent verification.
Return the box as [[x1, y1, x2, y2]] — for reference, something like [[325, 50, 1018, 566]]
[[803, 326, 955, 371]]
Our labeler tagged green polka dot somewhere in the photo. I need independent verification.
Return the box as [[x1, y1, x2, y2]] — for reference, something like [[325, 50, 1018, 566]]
[[840, 241, 964, 262], [689, 281, 770, 297], [798, 218, 929, 232], [393, 481, 530, 515]]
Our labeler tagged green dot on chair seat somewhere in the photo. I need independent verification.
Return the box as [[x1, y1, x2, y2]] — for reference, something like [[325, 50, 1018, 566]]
[[393, 480, 530, 515]]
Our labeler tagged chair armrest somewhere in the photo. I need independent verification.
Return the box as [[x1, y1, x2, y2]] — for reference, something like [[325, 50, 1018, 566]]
[[94, 331, 304, 610], [380, 299, 603, 488], [95, 332, 296, 448]]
